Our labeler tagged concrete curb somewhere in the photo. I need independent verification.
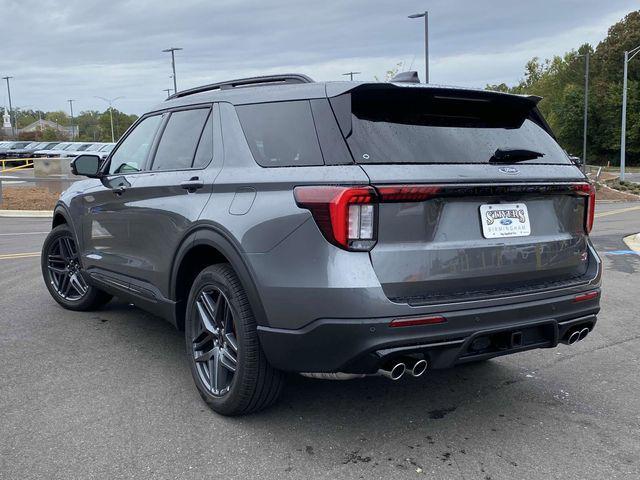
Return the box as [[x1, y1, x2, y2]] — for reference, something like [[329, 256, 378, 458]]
[[623, 233, 640, 253], [0, 210, 53, 218]]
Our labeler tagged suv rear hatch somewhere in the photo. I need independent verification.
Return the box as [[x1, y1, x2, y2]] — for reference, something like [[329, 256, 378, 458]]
[[330, 84, 595, 304]]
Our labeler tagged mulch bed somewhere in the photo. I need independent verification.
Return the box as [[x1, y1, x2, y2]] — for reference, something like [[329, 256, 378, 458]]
[[0, 186, 61, 210]]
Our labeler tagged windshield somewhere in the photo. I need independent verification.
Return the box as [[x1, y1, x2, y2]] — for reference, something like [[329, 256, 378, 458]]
[[85, 144, 103, 151], [100, 144, 115, 152], [76, 144, 92, 151], [342, 88, 570, 165]]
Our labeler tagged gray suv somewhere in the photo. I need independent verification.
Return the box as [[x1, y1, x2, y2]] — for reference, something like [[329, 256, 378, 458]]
[[41, 74, 602, 415]]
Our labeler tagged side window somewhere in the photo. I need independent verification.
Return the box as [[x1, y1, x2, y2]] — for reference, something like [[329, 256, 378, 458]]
[[109, 115, 162, 174], [236, 100, 324, 167], [193, 111, 214, 169], [151, 108, 210, 171]]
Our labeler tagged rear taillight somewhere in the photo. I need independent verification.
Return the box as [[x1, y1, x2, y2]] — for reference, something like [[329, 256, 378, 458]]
[[376, 185, 441, 202], [293, 186, 377, 251], [573, 183, 596, 234]]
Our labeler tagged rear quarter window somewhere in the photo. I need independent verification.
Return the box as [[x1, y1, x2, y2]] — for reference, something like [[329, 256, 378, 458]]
[[236, 101, 324, 167]]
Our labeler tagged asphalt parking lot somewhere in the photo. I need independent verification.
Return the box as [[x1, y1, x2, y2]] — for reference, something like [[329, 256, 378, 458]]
[[1, 202, 640, 480]]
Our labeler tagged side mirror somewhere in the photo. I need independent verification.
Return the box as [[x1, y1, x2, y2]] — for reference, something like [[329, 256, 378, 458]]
[[71, 154, 102, 178]]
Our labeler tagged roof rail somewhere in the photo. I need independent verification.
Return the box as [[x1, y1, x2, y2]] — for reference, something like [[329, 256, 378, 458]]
[[167, 73, 314, 100]]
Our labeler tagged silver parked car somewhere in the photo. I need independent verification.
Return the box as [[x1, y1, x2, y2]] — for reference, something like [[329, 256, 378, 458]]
[[42, 73, 601, 416]]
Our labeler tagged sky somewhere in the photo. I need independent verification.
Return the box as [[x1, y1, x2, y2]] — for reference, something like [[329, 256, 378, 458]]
[[0, 0, 638, 116]]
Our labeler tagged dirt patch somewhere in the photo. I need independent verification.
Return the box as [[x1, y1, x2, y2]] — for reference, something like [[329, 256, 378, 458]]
[[0, 186, 60, 210]]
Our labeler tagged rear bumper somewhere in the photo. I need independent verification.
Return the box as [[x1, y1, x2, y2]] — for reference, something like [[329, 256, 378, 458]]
[[258, 288, 600, 373]]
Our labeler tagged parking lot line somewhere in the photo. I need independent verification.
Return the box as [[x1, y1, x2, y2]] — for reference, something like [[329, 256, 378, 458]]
[[0, 231, 49, 236], [595, 205, 640, 218], [0, 252, 40, 260]]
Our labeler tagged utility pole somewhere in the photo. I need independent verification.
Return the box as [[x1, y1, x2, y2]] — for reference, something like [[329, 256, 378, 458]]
[[342, 72, 361, 81], [162, 47, 183, 94], [620, 45, 640, 182], [408, 11, 429, 83], [582, 52, 589, 170], [95, 96, 124, 143], [163, 88, 172, 99], [67, 99, 75, 140], [2, 76, 15, 137]]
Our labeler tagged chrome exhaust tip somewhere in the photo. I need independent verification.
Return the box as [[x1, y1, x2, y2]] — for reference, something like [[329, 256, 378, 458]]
[[567, 330, 580, 345], [578, 327, 590, 341], [411, 359, 428, 377], [377, 362, 406, 381]]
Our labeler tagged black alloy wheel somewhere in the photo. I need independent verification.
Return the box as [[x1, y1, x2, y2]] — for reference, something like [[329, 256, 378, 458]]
[[46, 235, 89, 301], [191, 287, 239, 396], [41, 224, 112, 311]]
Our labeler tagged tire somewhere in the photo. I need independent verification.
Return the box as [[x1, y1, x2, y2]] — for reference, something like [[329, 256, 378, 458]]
[[41, 224, 112, 311], [185, 263, 284, 416]]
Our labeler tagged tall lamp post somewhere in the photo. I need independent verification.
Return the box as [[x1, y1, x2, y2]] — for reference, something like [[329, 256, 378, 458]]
[[95, 96, 124, 142], [408, 11, 429, 83], [620, 44, 640, 182], [162, 47, 183, 95], [2, 76, 15, 137], [577, 52, 590, 170], [67, 99, 75, 140], [342, 71, 361, 81]]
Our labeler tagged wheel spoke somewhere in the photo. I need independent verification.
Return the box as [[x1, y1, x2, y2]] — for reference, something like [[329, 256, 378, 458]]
[[69, 273, 88, 296], [220, 345, 237, 372], [193, 331, 213, 350], [224, 332, 238, 354], [48, 265, 67, 274], [194, 347, 216, 363], [196, 299, 217, 334], [210, 348, 221, 393]]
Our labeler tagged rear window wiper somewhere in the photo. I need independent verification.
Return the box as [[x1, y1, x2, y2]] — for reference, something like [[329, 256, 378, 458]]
[[489, 148, 544, 163]]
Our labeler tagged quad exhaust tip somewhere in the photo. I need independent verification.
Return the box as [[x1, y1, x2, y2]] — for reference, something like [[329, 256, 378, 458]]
[[377, 362, 406, 381], [566, 325, 591, 345], [411, 359, 428, 377]]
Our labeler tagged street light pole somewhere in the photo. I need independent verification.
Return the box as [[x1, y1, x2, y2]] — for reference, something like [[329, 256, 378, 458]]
[[620, 44, 640, 182], [2, 76, 15, 137], [582, 52, 589, 169], [67, 99, 75, 140], [95, 96, 124, 143], [408, 11, 429, 83], [342, 72, 361, 81], [162, 47, 183, 94]]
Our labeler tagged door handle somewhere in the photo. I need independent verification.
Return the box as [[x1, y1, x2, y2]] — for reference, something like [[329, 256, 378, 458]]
[[181, 177, 205, 192]]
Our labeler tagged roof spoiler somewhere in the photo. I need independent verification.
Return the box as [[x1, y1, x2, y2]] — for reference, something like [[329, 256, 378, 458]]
[[390, 71, 421, 83]]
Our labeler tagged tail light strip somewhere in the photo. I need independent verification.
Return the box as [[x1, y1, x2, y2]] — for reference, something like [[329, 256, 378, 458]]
[[294, 182, 595, 251]]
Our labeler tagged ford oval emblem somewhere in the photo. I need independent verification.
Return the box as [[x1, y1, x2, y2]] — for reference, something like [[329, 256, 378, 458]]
[[500, 218, 513, 225], [498, 166, 519, 175]]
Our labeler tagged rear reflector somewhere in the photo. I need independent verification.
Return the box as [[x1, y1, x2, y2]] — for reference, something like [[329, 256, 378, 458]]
[[389, 315, 446, 328], [573, 291, 599, 303]]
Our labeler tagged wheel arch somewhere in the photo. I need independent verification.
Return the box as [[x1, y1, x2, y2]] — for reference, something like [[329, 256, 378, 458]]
[[170, 226, 269, 331], [52, 203, 72, 229]]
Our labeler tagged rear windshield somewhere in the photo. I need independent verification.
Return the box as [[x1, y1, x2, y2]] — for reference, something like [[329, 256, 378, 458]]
[[342, 88, 570, 165]]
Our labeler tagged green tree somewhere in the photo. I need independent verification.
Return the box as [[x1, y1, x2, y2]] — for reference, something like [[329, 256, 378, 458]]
[[486, 10, 640, 165]]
